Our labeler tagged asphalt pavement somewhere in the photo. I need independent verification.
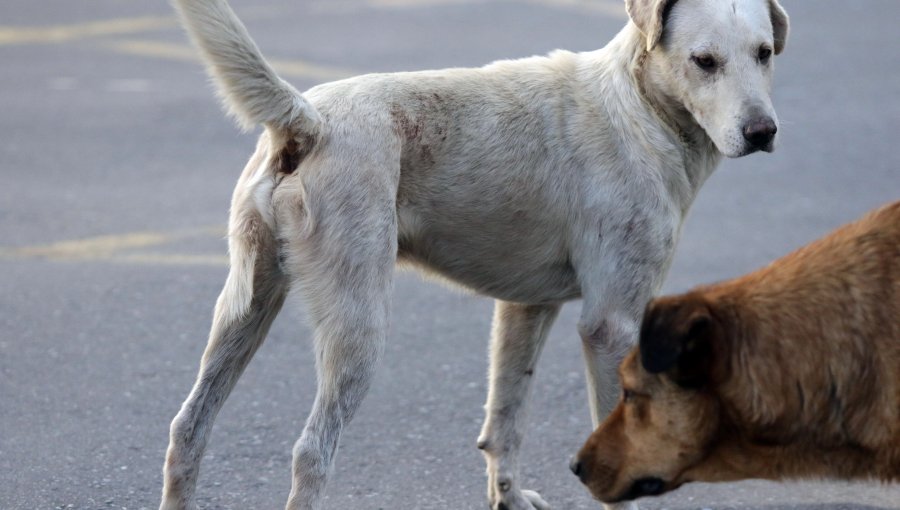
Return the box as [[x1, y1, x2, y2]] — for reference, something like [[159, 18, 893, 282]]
[[1, 1, 898, 509]]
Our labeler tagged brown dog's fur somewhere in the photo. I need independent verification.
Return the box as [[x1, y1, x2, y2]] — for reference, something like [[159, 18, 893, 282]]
[[573, 201, 900, 503]]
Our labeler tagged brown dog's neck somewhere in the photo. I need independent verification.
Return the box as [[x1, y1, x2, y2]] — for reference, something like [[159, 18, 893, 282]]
[[683, 435, 896, 484]]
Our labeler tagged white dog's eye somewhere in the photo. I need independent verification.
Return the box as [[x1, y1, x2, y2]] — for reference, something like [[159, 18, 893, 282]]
[[757, 46, 772, 64], [691, 54, 717, 72]]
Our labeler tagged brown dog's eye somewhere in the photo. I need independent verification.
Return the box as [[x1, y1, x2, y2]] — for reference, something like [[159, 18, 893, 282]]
[[758, 46, 772, 63], [623, 388, 635, 402], [691, 54, 717, 71]]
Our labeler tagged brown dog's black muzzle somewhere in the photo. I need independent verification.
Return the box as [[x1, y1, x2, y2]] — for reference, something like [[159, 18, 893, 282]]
[[614, 477, 666, 502]]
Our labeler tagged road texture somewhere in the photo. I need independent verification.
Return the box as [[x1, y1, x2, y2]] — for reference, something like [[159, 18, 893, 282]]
[[1, 0, 898, 509]]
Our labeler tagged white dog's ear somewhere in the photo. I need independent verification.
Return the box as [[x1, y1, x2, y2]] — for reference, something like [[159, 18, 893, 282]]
[[768, 0, 789, 55], [625, 0, 678, 52]]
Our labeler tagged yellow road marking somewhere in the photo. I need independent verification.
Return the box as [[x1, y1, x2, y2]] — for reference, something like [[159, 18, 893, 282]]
[[268, 55, 357, 82], [328, 0, 627, 17], [0, 2, 625, 48], [103, 39, 357, 81], [102, 39, 197, 62], [525, 0, 626, 17], [110, 253, 228, 266], [0, 226, 227, 266], [3, 231, 173, 259], [0, 16, 178, 45], [367, 0, 484, 7]]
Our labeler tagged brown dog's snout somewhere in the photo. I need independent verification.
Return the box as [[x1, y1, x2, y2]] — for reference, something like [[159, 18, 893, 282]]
[[569, 456, 586, 482], [742, 116, 777, 148]]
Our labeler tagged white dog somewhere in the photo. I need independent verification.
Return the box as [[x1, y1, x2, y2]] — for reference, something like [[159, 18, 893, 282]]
[[160, 1, 789, 509]]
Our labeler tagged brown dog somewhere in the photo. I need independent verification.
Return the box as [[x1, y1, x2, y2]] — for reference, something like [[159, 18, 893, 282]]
[[572, 201, 900, 503]]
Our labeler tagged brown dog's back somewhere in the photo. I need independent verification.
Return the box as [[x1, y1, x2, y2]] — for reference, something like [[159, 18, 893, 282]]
[[574, 202, 900, 503], [709, 201, 900, 463]]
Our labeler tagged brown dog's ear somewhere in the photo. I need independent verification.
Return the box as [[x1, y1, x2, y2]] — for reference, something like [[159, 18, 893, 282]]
[[626, 0, 679, 52], [768, 0, 789, 55], [639, 296, 716, 388]]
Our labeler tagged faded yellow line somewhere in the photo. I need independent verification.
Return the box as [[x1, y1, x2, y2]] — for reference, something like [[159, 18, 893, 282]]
[[323, 0, 627, 17], [102, 39, 198, 63], [269, 55, 357, 82], [0, 16, 178, 45], [111, 253, 228, 266], [103, 39, 357, 82], [367, 0, 485, 7], [0, 226, 226, 263], [4, 232, 173, 260], [524, 0, 626, 17]]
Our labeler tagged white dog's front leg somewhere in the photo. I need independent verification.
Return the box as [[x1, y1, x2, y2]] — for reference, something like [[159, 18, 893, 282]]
[[478, 301, 561, 510], [578, 308, 642, 510], [578, 311, 638, 424]]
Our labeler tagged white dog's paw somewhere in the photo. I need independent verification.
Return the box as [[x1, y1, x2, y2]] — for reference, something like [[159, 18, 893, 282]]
[[490, 488, 551, 510], [159, 496, 197, 510], [521, 490, 551, 509], [603, 502, 639, 510]]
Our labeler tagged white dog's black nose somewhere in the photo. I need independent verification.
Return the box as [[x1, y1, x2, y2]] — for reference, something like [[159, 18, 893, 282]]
[[742, 117, 777, 148]]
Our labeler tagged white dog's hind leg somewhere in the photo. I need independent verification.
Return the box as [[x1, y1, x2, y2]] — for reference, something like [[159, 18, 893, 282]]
[[478, 301, 561, 510], [280, 171, 397, 510], [161, 216, 288, 510], [284, 304, 389, 510]]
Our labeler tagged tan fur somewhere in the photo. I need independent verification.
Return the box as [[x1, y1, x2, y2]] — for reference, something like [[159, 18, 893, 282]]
[[574, 201, 900, 503]]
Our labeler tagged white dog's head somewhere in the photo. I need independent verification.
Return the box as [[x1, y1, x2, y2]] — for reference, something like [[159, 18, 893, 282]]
[[628, 0, 789, 157]]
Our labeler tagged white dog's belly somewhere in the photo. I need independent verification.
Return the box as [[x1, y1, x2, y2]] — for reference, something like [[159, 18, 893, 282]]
[[396, 202, 581, 304]]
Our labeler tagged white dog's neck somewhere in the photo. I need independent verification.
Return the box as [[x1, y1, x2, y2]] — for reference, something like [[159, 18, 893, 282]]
[[581, 24, 722, 214]]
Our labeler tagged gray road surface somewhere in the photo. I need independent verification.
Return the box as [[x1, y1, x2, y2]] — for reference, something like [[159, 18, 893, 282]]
[[1, 1, 898, 509]]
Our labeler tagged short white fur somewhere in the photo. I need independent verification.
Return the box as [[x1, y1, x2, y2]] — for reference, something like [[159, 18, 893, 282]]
[[160, 1, 788, 509]]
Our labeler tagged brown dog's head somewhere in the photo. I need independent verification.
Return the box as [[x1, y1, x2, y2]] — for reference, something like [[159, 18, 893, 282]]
[[572, 293, 729, 503]]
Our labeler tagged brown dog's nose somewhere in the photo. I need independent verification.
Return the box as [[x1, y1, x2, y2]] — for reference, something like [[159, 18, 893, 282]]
[[569, 457, 586, 481], [742, 116, 777, 148]]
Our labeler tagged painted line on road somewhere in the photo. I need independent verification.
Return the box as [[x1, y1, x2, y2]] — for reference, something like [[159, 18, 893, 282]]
[[524, 0, 626, 17], [310, 0, 625, 17], [102, 39, 357, 82], [0, 226, 228, 267], [111, 252, 228, 266], [0, 14, 357, 82], [0, 16, 178, 45], [0, 2, 626, 49]]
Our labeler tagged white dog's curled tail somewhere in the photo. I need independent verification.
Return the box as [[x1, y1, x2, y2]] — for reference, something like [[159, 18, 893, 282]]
[[172, 0, 322, 148]]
